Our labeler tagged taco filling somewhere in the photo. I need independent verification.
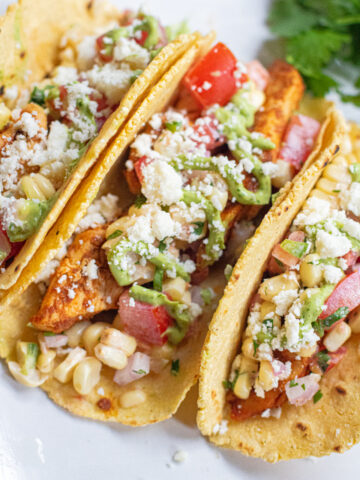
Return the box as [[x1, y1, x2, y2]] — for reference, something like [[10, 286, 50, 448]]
[[8, 43, 322, 410], [225, 127, 360, 420], [0, 10, 172, 271]]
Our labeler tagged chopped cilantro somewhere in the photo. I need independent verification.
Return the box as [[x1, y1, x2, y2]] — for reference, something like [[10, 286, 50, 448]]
[[313, 306, 349, 336], [289, 379, 299, 387], [193, 221, 204, 236], [43, 332, 56, 336], [158, 239, 167, 253], [253, 340, 259, 354], [133, 369, 147, 375], [313, 390, 323, 404], [134, 194, 146, 208], [165, 121, 182, 133], [268, 0, 360, 104], [171, 359, 180, 376], [201, 288, 213, 305], [301, 383, 306, 391], [222, 369, 240, 390], [317, 350, 331, 373], [107, 229, 122, 240]]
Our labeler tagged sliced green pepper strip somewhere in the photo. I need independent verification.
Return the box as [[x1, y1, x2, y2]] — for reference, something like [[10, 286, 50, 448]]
[[172, 154, 271, 205], [129, 285, 191, 344], [182, 190, 225, 263], [107, 239, 190, 287]]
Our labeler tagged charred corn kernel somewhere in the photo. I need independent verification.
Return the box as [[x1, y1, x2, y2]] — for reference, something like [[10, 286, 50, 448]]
[[82, 322, 109, 355], [37, 350, 56, 373], [100, 328, 137, 356], [300, 253, 323, 288], [73, 357, 102, 395], [162, 277, 188, 303], [258, 360, 276, 391], [259, 273, 298, 302], [349, 308, 360, 333], [65, 320, 92, 348], [299, 344, 317, 357], [120, 389, 146, 408], [94, 343, 128, 370], [316, 178, 339, 196], [209, 187, 228, 212], [233, 371, 252, 399], [242, 337, 256, 359], [271, 160, 292, 189], [323, 322, 351, 352], [21, 174, 55, 201], [8, 361, 47, 387], [53, 347, 86, 383], [323, 163, 351, 185], [0, 103, 11, 129]]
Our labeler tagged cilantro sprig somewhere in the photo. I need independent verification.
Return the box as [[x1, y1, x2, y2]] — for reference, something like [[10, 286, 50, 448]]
[[268, 0, 360, 103]]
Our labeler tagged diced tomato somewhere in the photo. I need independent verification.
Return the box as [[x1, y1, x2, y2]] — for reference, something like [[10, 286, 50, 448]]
[[278, 114, 321, 171], [134, 29, 149, 46], [118, 290, 172, 345], [96, 34, 113, 63], [319, 270, 360, 320], [342, 250, 359, 272], [246, 60, 269, 91], [0, 227, 23, 265], [272, 244, 299, 268], [192, 115, 225, 150], [268, 255, 285, 275], [326, 346, 347, 372], [134, 156, 152, 183], [182, 42, 240, 109], [288, 230, 305, 242]]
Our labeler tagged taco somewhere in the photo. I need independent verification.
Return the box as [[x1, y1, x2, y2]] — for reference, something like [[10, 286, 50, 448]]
[[197, 117, 360, 463], [0, 40, 340, 426], [0, 0, 199, 291]]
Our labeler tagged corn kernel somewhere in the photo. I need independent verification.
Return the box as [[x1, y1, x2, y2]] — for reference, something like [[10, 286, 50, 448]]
[[94, 343, 128, 370], [65, 320, 91, 348], [162, 277, 188, 303], [53, 347, 86, 383], [37, 350, 56, 373], [259, 273, 298, 302], [323, 163, 351, 185], [271, 160, 292, 189], [316, 178, 339, 196], [241, 337, 256, 359], [82, 322, 109, 355], [100, 328, 137, 356], [258, 360, 276, 391], [323, 322, 351, 352], [299, 253, 323, 288], [73, 357, 102, 395]]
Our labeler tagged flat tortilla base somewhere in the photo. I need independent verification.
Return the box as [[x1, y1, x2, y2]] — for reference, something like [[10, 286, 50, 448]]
[[197, 107, 351, 461]]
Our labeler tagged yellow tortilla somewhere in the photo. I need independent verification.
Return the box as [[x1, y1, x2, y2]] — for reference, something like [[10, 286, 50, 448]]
[[197, 107, 351, 462], [0, 33, 220, 426], [0, 0, 200, 290]]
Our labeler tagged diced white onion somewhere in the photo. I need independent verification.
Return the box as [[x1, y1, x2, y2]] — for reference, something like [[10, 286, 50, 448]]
[[113, 352, 150, 386], [285, 373, 320, 406]]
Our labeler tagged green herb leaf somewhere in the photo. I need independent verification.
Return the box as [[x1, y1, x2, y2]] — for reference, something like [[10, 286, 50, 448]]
[[290, 379, 299, 387], [313, 306, 349, 336], [133, 369, 147, 375], [193, 221, 204, 236], [317, 350, 331, 373], [165, 121, 182, 133], [223, 369, 240, 390], [171, 359, 180, 376], [313, 390, 323, 404], [301, 383, 306, 391], [253, 340, 259, 354], [158, 239, 167, 253], [134, 194, 146, 209], [268, 0, 318, 37], [201, 288, 213, 305], [107, 229, 122, 240]]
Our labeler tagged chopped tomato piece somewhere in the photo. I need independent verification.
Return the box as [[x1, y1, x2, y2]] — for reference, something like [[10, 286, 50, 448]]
[[192, 115, 225, 150], [326, 346, 347, 372], [246, 60, 269, 91], [0, 227, 23, 265], [319, 270, 360, 320], [268, 256, 285, 275], [118, 290, 172, 345], [96, 34, 113, 63], [182, 42, 240, 108], [134, 29, 149, 46], [342, 250, 359, 272], [278, 114, 321, 171], [272, 244, 299, 268], [134, 156, 152, 183]]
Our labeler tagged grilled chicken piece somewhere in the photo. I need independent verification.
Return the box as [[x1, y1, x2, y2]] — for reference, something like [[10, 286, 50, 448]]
[[31, 225, 123, 333], [254, 60, 304, 163], [228, 352, 311, 421]]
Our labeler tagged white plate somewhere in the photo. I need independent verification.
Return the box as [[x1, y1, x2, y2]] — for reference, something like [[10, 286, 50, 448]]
[[1, 1, 360, 478]]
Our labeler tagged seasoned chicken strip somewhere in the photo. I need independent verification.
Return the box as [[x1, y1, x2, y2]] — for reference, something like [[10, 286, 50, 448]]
[[254, 60, 304, 163], [31, 225, 123, 333]]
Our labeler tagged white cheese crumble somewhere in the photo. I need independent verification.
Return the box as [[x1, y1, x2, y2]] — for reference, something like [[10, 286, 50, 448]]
[[294, 197, 331, 227], [340, 181, 360, 216], [323, 264, 344, 284], [141, 160, 183, 206], [82, 259, 99, 280], [315, 230, 351, 258]]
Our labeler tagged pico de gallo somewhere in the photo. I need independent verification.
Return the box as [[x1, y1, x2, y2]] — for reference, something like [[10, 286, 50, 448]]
[[0, 10, 173, 271], [8, 42, 322, 411], [225, 125, 360, 420]]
